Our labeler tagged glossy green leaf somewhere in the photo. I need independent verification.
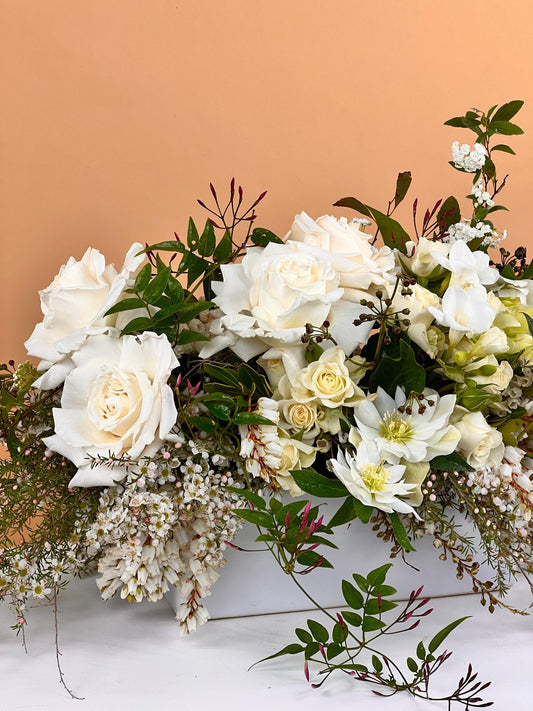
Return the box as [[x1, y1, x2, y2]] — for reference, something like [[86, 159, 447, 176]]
[[291, 469, 348, 498], [394, 171, 412, 207], [491, 120, 524, 136], [491, 100, 524, 123], [362, 616, 385, 632], [342, 580, 364, 610], [134, 263, 153, 291], [430, 452, 474, 472], [120, 316, 154, 336], [367, 563, 393, 587], [235, 509, 273, 527], [388, 513, 416, 552], [143, 267, 171, 303], [307, 619, 329, 643]]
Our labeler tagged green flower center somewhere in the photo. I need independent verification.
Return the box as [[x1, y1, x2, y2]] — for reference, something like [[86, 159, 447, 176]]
[[360, 463, 391, 493], [380, 413, 413, 444]]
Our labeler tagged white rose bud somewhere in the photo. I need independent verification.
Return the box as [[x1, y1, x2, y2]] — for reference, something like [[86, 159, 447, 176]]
[[452, 409, 504, 468]]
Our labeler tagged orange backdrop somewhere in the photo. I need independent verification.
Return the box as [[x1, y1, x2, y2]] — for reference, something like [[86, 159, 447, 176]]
[[2, 0, 532, 364]]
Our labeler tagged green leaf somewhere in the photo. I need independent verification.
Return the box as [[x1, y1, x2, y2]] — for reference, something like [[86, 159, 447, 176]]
[[491, 120, 524, 136], [250, 227, 284, 247], [523, 312, 533, 337], [416, 640, 426, 660], [394, 171, 412, 208], [333, 197, 411, 253], [365, 598, 397, 615], [491, 100, 524, 123], [143, 267, 171, 303], [175, 330, 210, 345], [166, 276, 184, 303], [144, 239, 186, 254], [362, 616, 385, 632], [120, 316, 154, 336], [406, 657, 419, 673], [213, 231, 233, 261], [437, 196, 461, 233], [444, 116, 468, 128], [371, 655, 383, 673], [388, 513, 416, 552], [198, 220, 217, 257], [367, 563, 393, 587], [374, 584, 397, 597], [235, 509, 273, 527], [187, 217, 200, 250], [304, 642, 320, 659], [352, 573, 368, 593], [295, 628, 312, 644], [105, 297, 146, 316], [430, 452, 474, 472], [297, 551, 333, 569], [326, 644, 344, 660], [204, 401, 233, 420], [428, 617, 469, 654], [369, 340, 426, 395], [342, 580, 364, 610], [328, 497, 358, 527], [187, 415, 216, 433], [233, 412, 277, 426], [291, 469, 348, 498], [332, 621, 347, 644], [307, 619, 329, 643], [237, 364, 270, 398], [203, 363, 241, 388], [491, 143, 516, 155], [175, 300, 214, 323], [341, 610, 362, 627], [251, 643, 304, 668], [134, 263, 153, 291]]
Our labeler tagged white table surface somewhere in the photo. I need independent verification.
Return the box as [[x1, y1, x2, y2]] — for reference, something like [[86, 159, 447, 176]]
[[0, 575, 531, 711]]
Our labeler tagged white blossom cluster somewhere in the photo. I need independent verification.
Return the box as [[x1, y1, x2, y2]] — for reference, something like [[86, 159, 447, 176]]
[[472, 178, 495, 208], [451, 141, 487, 172], [85, 438, 245, 634], [443, 219, 503, 248], [464, 446, 533, 540], [501, 362, 533, 414]]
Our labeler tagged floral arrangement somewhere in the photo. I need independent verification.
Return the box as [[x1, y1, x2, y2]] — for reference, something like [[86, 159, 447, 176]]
[[1, 100, 532, 707]]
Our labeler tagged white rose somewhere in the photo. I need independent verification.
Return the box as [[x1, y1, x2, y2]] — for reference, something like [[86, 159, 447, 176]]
[[276, 438, 316, 496], [467, 327, 509, 357], [289, 346, 365, 408], [43, 331, 178, 487], [201, 241, 372, 360], [403, 237, 450, 278], [452, 409, 504, 468], [25, 243, 145, 389], [464, 356, 513, 394], [286, 212, 397, 302]]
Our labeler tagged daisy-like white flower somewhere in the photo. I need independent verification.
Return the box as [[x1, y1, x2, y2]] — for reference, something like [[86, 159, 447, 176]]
[[351, 387, 460, 464], [329, 441, 419, 516]]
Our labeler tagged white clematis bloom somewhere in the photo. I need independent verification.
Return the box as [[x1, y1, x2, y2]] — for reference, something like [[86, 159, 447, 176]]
[[351, 386, 460, 464], [43, 331, 178, 487], [25, 243, 145, 389], [329, 441, 419, 515], [200, 240, 372, 360]]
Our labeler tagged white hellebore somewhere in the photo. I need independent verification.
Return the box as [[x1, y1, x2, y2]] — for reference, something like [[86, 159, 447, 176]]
[[201, 240, 371, 361], [43, 331, 178, 487], [330, 441, 419, 516], [351, 386, 460, 464], [25, 243, 145, 389]]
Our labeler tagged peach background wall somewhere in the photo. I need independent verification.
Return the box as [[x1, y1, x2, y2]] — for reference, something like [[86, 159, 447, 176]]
[[1, 0, 532, 364]]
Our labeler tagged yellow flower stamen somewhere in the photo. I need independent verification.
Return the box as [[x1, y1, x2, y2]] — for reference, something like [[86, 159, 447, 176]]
[[379, 413, 413, 444], [360, 463, 391, 493]]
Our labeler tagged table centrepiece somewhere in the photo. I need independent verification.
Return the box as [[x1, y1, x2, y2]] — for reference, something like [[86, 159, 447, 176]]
[[1, 100, 532, 707]]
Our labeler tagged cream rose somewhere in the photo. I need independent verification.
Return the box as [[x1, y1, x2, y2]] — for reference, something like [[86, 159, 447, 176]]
[[286, 212, 397, 303], [25, 243, 145, 389], [452, 409, 504, 468], [290, 346, 365, 408], [200, 241, 372, 360], [403, 238, 450, 278], [43, 331, 178, 487], [276, 438, 316, 496]]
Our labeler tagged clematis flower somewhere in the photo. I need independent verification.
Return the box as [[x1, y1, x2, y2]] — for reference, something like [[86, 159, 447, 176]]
[[329, 441, 420, 515], [351, 387, 460, 464]]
